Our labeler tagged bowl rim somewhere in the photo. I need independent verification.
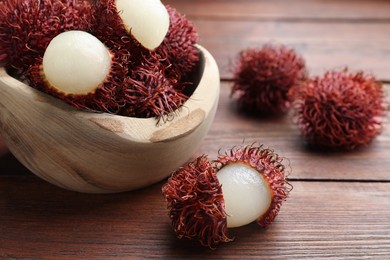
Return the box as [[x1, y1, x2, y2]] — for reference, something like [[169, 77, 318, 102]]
[[0, 44, 220, 144]]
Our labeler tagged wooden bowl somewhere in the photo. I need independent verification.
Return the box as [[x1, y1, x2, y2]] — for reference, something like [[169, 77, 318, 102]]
[[0, 45, 220, 193]]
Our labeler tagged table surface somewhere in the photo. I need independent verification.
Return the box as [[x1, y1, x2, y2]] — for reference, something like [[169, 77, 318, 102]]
[[1, 0, 390, 259]]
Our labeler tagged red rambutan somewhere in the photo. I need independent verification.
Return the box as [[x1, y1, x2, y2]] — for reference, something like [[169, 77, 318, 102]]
[[162, 144, 291, 248], [156, 5, 199, 79], [290, 69, 388, 150], [122, 61, 189, 119], [232, 44, 307, 115], [0, 0, 94, 75]]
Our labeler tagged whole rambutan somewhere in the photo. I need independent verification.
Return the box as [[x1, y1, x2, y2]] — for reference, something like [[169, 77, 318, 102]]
[[0, 0, 94, 75], [232, 44, 307, 115], [155, 5, 199, 79], [122, 61, 189, 119], [290, 69, 388, 150], [162, 144, 291, 248]]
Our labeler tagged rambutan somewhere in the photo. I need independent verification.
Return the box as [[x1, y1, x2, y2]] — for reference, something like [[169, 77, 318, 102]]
[[93, 0, 169, 53], [26, 30, 128, 114], [162, 144, 291, 248], [290, 69, 387, 150], [0, 0, 94, 75], [122, 61, 189, 119], [232, 44, 307, 115], [93, 1, 199, 83], [155, 5, 199, 79]]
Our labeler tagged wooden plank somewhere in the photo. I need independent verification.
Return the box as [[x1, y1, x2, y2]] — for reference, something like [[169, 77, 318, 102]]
[[0, 179, 389, 258], [193, 20, 390, 81], [196, 83, 390, 181], [165, 0, 390, 20]]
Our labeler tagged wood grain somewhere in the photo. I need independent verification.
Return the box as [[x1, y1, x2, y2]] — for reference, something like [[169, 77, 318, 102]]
[[196, 83, 390, 181], [192, 20, 390, 81], [165, 0, 390, 20], [1, 179, 389, 259], [1, 0, 390, 258]]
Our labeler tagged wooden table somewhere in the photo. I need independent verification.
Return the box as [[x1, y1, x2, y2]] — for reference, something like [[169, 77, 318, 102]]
[[1, 0, 390, 258]]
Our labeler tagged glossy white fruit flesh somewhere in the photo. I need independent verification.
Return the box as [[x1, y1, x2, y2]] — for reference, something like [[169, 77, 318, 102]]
[[116, 0, 169, 50], [42, 31, 111, 95], [217, 163, 272, 228]]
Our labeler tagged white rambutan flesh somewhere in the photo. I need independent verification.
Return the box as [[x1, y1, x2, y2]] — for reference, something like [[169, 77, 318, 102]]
[[217, 163, 272, 228], [116, 0, 169, 50], [42, 30, 112, 95]]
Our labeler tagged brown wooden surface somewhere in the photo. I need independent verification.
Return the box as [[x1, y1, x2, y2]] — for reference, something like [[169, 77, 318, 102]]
[[1, 0, 390, 258]]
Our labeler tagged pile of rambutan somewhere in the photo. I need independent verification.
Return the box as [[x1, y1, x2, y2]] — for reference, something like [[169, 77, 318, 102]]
[[0, 0, 199, 119], [232, 44, 388, 150]]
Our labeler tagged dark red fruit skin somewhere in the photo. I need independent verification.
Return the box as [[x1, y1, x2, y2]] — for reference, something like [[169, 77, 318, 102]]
[[0, 0, 94, 75], [156, 5, 199, 80], [122, 61, 189, 119], [214, 144, 290, 227], [290, 69, 388, 150], [162, 155, 232, 249], [232, 45, 307, 116]]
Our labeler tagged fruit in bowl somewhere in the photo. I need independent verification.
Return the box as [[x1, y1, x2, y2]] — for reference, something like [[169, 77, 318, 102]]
[[0, 0, 220, 193]]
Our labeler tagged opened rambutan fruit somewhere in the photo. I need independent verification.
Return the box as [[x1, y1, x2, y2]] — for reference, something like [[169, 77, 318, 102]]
[[162, 144, 291, 248], [93, 1, 198, 84], [0, 0, 94, 75], [93, 0, 170, 52], [26, 30, 128, 114], [232, 44, 307, 115], [290, 69, 388, 150]]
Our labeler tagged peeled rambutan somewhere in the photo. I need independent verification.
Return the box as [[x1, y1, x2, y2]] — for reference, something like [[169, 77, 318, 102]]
[[93, 0, 169, 53], [26, 30, 128, 114], [93, 1, 199, 83], [0, 0, 94, 75], [290, 69, 388, 150], [162, 144, 291, 248], [232, 44, 307, 115]]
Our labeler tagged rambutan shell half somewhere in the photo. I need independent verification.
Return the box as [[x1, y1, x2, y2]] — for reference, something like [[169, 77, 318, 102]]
[[162, 155, 232, 248]]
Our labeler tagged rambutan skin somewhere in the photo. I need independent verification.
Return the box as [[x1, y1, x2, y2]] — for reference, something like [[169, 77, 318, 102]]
[[232, 44, 307, 115], [214, 144, 290, 227], [290, 69, 388, 150], [162, 155, 232, 249], [156, 5, 199, 79], [0, 0, 95, 75], [123, 62, 189, 119]]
